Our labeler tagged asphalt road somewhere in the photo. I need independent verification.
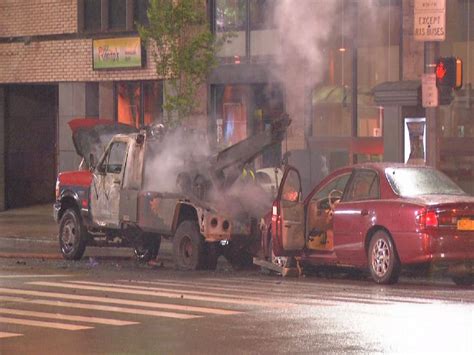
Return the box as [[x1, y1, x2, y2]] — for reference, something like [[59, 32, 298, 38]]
[[0, 252, 473, 355]]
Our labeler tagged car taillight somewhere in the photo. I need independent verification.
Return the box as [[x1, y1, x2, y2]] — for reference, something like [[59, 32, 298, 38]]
[[417, 210, 438, 229]]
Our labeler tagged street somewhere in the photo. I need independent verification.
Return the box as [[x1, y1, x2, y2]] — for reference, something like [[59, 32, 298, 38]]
[[0, 250, 473, 355]]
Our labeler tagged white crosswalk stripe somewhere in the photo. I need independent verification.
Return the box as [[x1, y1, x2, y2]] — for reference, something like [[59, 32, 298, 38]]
[[0, 308, 138, 326], [0, 294, 200, 320], [0, 331, 23, 339], [28, 281, 294, 308], [0, 288, 241, 315], [0, 316, 92, 331]]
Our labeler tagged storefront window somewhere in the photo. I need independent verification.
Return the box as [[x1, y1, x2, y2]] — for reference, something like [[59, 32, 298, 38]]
[[357, 1, 400, 138], [309, 0, 398, 169], [438, 0, 474, 193], [212, 83, 284, 167], [116, 81, 163, 128]]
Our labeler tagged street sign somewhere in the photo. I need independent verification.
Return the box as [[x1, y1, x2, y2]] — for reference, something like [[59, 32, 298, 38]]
[[414, 0, 446, 41], [422, 73, 438, 107]]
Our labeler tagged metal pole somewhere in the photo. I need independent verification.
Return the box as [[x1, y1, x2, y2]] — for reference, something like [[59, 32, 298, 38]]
[[424, 41, 439, 168]]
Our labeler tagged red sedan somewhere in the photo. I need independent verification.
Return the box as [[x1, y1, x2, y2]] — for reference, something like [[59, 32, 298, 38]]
[[269, 163, 474, 285]]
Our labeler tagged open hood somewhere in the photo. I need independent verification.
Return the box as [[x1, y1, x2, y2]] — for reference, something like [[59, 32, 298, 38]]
[[69, 118, 137, 168]]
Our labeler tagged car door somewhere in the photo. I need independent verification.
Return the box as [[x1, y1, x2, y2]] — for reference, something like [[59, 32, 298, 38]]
[[333, 168, 380, 265], [272, 166, 305, 256], [90, 140, 128, 228], [305, 172, 351, 252]]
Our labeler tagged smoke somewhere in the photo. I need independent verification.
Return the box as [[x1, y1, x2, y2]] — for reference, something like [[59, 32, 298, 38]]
[[143, 126, 212, 193], [272, 1, 342, 85], [142, 122, 276, 218]]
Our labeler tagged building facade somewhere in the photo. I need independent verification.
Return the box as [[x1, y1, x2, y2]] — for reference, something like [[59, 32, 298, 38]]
[[0, 0, 473, 211]]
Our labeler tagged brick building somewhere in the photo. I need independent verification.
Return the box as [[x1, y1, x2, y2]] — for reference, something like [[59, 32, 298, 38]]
[[1, 0, 473, 211]]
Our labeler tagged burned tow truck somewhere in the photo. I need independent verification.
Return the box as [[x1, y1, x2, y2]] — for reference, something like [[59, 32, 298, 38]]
[[54, 115, 290, 270]]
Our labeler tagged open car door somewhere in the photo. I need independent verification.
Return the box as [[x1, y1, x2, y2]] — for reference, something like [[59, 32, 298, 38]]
[[272, 166, 305, 256]]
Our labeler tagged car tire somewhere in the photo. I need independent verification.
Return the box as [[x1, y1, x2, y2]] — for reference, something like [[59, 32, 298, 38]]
[[368, 230, 400, 284], [173, 220, 206, 270], [59, 208, 88, 260], [452, 275, 473, 286], [134, 233, 161, 263]]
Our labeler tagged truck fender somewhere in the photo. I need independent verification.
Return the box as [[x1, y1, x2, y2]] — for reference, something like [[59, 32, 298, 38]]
[[172, 202, 200, 234]]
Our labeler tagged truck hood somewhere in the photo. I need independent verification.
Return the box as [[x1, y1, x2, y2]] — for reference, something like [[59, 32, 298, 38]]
[[69, 118, 137, 167]]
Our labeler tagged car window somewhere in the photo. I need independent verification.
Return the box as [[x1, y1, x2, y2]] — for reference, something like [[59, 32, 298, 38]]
[[385, 167, 466, 196], [311, 173, 351, 202], [281, 169, 301, 202], [106, 142, 127, 174], [344, 169, 379, 201]]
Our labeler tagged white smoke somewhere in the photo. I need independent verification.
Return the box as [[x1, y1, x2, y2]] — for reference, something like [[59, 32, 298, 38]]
[[143, 127, 212, 193]]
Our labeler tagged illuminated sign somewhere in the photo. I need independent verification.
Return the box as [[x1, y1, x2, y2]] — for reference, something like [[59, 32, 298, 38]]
[[93, 37, 143, 70]]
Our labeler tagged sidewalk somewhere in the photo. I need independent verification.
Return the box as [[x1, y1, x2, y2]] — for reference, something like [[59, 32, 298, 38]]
[[0, 204, 57, 240]]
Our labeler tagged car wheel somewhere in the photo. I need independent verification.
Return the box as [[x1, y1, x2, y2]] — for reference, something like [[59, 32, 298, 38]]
[[452, 275, 473, 286], [134, 233, 161, 263], [59, 208, 87, 260], [368, 230, 400, 284], [173, 220, 205, 270]]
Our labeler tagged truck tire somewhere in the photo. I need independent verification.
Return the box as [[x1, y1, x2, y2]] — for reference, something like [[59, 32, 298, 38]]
[[134, 233, 161, 263], [173, 220, 206, 270], [59, 208, 87, 260]]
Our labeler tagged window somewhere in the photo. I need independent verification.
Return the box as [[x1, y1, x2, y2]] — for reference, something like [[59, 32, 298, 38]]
[[249, 0, 276, 30], [106, 142, 128, 174], [134, 0, 149, 27], [282, 169, 301, 202], [116, 81, 163, 128], [312, 173, 351, 202], [216, 0, 246, 32], [84, 0, 101, 31], [109, 0, 127, 29], [345, 170, 379, 201], [82, 0, 150, 32]]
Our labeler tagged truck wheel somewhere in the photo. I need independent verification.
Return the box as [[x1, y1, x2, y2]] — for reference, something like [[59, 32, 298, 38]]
[[173, 221, 206, 270], [59, 209, 87, 260], [368, 230, 400, 284], [134, 234, 161, 263]]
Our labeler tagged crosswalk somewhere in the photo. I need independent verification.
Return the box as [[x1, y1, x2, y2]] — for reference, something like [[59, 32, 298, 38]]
[[0, 274, 468, 340], [0, 275, 295, 339]]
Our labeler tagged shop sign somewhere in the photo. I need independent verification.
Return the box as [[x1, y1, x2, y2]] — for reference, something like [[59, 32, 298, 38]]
[[422, 73, 438, 107], [414, 0, 446, 41], [93, 37, 143, 70]]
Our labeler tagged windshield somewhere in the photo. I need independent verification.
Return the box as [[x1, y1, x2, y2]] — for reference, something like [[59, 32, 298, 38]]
[[385, 167, 466, 197]]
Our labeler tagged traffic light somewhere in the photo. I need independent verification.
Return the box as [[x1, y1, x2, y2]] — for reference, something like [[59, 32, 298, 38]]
[[435, 57, 463, 90]]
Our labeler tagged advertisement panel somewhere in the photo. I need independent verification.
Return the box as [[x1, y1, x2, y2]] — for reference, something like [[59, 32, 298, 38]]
[[93, 37, 143, 70]]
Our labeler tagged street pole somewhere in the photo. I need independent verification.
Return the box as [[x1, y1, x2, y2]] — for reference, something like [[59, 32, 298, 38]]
[[424, 41, 439, 168]]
